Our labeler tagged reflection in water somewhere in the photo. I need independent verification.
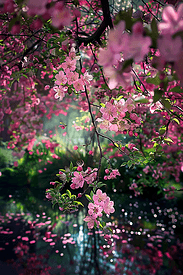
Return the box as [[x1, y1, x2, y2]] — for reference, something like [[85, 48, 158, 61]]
[[77, 225, 84, 255], [0, 195, 183, 274]]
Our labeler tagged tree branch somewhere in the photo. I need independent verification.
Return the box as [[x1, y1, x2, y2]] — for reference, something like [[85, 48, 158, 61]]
[[77, 0, 113, 46]]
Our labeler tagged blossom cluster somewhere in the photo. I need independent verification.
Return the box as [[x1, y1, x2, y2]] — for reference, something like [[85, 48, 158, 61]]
[[1, 0, 75, 33], [97, 98, 141, 133], [53, 47, 93, 101], [156, 4, 183, 84], [104, 169, 121, 180], [98, 3, 183, 89], [129, 182, 141, 197], [84, 189, 115, 229], [70, 167, 98, 189], [98, 21, 151, 89], [1, 0, 183, 241], [46, 163, 121, 229]]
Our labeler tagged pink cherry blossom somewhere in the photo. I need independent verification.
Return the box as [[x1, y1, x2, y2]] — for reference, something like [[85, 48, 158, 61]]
[[104, 62, 132, 90], [62, 57, 76, 72], [107, 169, 121, 180], [88, 203, 103, 219], [143, 165, 150, 174], [55, 71, 67, 85], [103, 197, 115, 215], [123, 22, 151, 63], [51, 2, 72, 29], [77, 166, 83, 172], [98, 47, 119, 68], [100, 102, 117, 122], [93, 189, 107, 207], [71, 171, 84, 189], [46, 192, 52, 200], [96, 117, 111, 131], [108, 21, 128, 54], [149, 101, 163, 113], [158, 3, 183, 35], [174, 51, 183, 85], [85, 170, 97, 184], [50, 181, 55, 185], [14, 161, 18, 167], [109, 123, 118, 132], [125, 98, 135, 112], [97, 98, 136, 132], [66, 71, 79, 85], [81, 71, 93, 85], [73, 79, 85, 92], [27, 0, 48, 16], [83, 215, 99, 229], [158, 35, 182, 62], [115, 98, 128, 114], [53, 86, 67, 101]]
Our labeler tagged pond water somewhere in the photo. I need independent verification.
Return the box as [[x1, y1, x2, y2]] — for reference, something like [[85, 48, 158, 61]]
[[0, 194, 183, 275]]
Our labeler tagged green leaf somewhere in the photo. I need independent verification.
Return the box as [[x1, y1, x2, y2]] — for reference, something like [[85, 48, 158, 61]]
[[71, 194, 77, 200], [134, 96, 149, 103], [107, 227, 113, 233], [153, 89, 164, 102], [153, 142, 159, 148], [85, 194, 92, 202], [127, 160, 133, 169], [173, 118, 180, 124], [164, 137, 174, 144], [90, 190, 94, 199], [94, 221, 98, 228], [146, 74, 161, 85], [74, 201, 84, 207], [156, 145, 162, 153], [97, 182, 106, 188], [121, 162, 127, 167], [101, 84, 108, 90], [161, 98, 171, 109], [169, 86, 183, 93], [99, 223, 104, 229], [100, 103, 105, 107], [69, 162, 73, 171], [59, 169, 65, 172], [101, 222, 106, 227], [159, 126, 166, 135]]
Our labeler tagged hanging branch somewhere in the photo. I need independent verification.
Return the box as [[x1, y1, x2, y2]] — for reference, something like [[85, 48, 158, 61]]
[[77, 0, 113, 46]]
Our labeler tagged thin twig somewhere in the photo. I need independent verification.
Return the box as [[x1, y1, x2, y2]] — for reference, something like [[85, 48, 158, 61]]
[[132, 68, 150, 96], [141, 0, 161, 22]]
